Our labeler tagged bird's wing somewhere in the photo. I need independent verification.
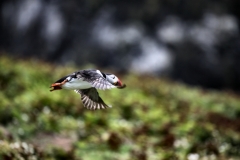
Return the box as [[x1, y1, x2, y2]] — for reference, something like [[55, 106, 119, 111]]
[[75, 88, 110, 110], [75, 70, 116, 90]]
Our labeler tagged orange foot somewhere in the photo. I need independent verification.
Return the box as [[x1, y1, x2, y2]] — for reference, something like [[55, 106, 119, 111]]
[[50, 79, 68, 92]]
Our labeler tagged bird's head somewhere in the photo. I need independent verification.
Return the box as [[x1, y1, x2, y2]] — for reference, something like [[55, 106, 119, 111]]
[[106, 74, 126, 89]]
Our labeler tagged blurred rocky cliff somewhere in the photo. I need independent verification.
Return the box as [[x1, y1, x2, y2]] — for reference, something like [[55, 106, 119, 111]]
[[0, 0, 240, 90]]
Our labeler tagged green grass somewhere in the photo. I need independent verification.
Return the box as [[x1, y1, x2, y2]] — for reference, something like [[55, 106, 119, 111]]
[[0, 55, 240, 160]]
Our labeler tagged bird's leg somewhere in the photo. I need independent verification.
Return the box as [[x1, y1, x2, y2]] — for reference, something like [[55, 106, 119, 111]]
[[50, 86, 62, 91], [50, 79, 68, 91]]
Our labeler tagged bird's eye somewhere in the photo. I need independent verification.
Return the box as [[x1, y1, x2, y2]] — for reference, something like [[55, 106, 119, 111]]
[[113, 76, 115, 79]]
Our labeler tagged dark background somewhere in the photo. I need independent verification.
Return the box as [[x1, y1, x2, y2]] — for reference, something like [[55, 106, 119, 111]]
[[1, 0, 240, 91]]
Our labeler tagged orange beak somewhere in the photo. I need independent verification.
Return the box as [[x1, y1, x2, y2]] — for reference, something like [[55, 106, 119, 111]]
[[116, 80, 126, 89]]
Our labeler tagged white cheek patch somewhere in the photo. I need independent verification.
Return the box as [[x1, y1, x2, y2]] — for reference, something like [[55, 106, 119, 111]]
[[96, 70, 102, 76], [113, 77, 119, 83]]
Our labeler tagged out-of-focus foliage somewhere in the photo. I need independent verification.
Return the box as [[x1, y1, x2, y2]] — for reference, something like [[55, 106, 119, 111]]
[[1, 0, 240, 91], [0, 56, 240, 160]]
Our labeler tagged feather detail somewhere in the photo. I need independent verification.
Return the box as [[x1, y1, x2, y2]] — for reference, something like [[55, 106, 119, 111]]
[[75, 88, 109, 110]]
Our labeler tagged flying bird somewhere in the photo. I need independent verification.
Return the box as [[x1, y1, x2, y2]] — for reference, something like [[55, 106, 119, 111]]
[[50, 69, 126, 110]]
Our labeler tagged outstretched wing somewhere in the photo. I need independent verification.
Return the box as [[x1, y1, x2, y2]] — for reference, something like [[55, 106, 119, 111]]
[[75, 88, 110, 110], [74, 70, 116, 90]]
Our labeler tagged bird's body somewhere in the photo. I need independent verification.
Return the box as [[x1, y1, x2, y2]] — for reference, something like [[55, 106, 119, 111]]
[[62, 78, 92, 90], [50, 69, 126, 110]]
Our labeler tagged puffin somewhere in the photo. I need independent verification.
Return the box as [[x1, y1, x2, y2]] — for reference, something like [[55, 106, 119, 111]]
[[50, 69, 126, 110]]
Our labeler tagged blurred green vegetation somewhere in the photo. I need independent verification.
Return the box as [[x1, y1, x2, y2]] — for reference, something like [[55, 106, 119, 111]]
[[0, 56, 240, 160]]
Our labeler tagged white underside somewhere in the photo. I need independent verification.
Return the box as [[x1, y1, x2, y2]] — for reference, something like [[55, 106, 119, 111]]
[[61, 78, 92, 90]]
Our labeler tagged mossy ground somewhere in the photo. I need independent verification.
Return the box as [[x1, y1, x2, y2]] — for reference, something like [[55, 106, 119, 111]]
[[0, 56, 240, 160]]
